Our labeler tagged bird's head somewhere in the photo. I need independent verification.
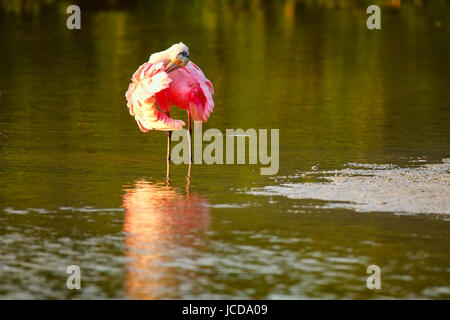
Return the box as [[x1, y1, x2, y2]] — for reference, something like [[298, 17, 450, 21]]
[[165, 42, 190, 73]]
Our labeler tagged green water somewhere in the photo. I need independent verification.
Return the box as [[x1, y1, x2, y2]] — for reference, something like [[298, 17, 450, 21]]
[[0, 0, 449, 299]]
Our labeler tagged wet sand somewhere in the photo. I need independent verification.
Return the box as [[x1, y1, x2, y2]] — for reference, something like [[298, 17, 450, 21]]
[[249, 160, 450, 215]]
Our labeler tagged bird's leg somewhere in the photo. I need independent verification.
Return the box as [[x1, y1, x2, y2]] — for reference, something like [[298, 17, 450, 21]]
[[187, 112, 192, 163], [166, 131, 172, 160], [166, 110, 172, 182], [166, 111, 172, 161], [186, 114, 192, 188], [166, 131, 172, 181]]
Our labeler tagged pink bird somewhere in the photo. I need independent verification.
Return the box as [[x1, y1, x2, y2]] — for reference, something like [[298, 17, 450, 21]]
[[125, 43, 214, 163]]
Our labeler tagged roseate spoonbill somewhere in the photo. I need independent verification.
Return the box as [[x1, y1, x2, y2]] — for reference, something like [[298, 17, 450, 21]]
[[125, 43, 214, 164]]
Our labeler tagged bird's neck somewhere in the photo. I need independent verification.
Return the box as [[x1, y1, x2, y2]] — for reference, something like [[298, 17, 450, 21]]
[[148, 49, 171, 66]]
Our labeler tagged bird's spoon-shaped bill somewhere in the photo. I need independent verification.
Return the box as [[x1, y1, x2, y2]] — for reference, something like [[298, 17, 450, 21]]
[[165, 60, 180, 73]]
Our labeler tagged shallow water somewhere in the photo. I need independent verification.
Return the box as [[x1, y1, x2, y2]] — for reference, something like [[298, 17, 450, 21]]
[[0, 0, 449, 299]]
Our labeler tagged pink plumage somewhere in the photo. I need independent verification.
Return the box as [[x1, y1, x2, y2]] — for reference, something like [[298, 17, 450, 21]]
[[126, 60, 214, 132]]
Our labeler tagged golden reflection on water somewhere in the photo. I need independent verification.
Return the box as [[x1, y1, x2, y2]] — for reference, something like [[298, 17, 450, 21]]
[[122, 179, 210, 299]]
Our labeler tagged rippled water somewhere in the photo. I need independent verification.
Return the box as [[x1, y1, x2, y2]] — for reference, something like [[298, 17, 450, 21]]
[[0, 0, 449, 299]]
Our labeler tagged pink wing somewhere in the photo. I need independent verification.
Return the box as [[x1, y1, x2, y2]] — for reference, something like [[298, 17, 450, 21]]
[[125, 62, 185, 132], [160, 62, 215, 123]]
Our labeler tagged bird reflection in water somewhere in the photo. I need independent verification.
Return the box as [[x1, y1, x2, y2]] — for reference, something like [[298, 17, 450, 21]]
[[122, 174, 210, 299]]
